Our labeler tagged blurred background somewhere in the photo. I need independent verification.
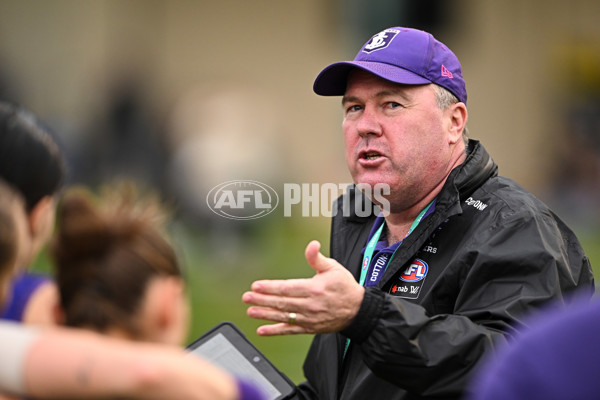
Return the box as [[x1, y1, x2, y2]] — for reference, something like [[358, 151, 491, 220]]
[[1, 0, 599, 383]]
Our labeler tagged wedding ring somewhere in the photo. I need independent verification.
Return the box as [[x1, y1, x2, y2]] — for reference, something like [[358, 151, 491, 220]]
[[288, 312, 297, 325]]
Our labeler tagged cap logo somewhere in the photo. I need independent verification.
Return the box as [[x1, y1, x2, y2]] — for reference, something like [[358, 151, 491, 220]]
[[362, 29, 400, 54], [441, 65, 454, 79]]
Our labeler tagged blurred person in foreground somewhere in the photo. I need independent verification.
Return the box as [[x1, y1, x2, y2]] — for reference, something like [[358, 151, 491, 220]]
[[464, 293, 600, 400], [51, 183, 189, 345], [243, 26, 595, 399], [49, 184, 268, 397], [0, 101, 64, 326], [0, 123, 265, 400], [0, 178, 243, 400]]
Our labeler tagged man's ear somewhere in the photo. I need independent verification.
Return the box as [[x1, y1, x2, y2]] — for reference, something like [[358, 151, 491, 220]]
[[447, 102, 468, 145]]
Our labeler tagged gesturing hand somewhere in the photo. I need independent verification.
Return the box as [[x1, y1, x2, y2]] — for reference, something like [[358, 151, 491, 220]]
[[242, 240, 365, 336]]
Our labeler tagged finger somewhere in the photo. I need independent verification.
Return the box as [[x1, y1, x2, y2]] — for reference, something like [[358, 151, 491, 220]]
[[249, 278, 313, 297], [247, 306, 303, 324], [305, 240, 334, 273], [242, 291, 306, 311], [256, 323, 311, 336]]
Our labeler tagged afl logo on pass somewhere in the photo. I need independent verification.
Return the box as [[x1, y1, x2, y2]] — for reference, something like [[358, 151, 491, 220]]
[[399, 259, 428, 282], [207, 180, 279, 220], [362, 256, 370, 271]]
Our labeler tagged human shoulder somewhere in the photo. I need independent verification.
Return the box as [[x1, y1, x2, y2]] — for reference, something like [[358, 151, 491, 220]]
[[22, 279, 59, 326], [472, 175, 556, 223], [457, 175, 580, 258], [1, 272, 56, 323]]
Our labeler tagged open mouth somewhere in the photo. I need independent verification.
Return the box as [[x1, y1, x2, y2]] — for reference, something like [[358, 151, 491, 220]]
[[362, 151, 382, 160]]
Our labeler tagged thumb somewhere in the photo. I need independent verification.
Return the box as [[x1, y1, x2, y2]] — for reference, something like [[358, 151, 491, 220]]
[[305, 240, 335, 274]]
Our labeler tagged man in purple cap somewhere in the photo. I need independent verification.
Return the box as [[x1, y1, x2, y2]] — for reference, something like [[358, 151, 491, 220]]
[[243, 27, 594, 399]]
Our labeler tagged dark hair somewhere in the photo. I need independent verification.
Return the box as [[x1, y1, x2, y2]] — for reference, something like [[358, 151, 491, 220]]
[[50, 184, 181, 338], [0, 101, 66, 211]]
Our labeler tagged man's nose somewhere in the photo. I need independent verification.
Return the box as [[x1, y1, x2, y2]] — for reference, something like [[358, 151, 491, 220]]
[[356, 108, 382, 138]]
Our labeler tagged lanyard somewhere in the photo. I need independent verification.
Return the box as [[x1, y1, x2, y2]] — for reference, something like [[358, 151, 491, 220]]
[[358, 200, 435, 287], [358, 222, 385, 286], [344, 200, 435, 359]]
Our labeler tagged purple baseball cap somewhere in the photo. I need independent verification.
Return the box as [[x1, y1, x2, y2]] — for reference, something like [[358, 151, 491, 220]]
[[313, 27, 467, 104]]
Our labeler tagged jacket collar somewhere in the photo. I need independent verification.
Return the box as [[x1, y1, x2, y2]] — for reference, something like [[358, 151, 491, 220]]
[[452, 139, 498, 201]]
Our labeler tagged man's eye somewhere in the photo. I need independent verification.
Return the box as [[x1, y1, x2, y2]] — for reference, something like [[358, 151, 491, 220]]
[[387, 102, 402, 109], [346, 105, 362, 113]]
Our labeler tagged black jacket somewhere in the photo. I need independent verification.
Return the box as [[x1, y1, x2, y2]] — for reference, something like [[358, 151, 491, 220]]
[[295, 140, 595, 400]]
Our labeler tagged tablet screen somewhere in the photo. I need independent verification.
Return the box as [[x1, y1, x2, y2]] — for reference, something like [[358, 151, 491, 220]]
[[190, 332, 281, 398], [187, 322, 295, 400]]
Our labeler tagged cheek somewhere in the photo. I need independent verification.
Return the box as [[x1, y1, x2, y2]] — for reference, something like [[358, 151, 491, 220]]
[[408, 118, 445, 153], [342, 130, 358, 162]]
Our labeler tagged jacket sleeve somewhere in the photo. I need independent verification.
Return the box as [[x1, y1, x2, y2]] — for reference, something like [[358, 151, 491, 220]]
[[341, 209, 594, 397]]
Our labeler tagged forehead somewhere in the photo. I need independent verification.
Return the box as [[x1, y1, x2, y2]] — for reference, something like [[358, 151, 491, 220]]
[[343, 69, 432, 100]]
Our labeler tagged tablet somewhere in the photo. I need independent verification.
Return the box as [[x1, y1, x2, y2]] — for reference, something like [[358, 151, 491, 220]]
[[186, 322, 296, 400]]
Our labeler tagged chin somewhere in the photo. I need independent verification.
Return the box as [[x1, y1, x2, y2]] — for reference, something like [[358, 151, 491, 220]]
[[354, 177, 391, 191], [352, 179, 390, 206]]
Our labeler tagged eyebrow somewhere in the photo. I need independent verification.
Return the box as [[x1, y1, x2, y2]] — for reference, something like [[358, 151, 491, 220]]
[[341, 95, 359, 106], [342, 88, 413, 106]]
